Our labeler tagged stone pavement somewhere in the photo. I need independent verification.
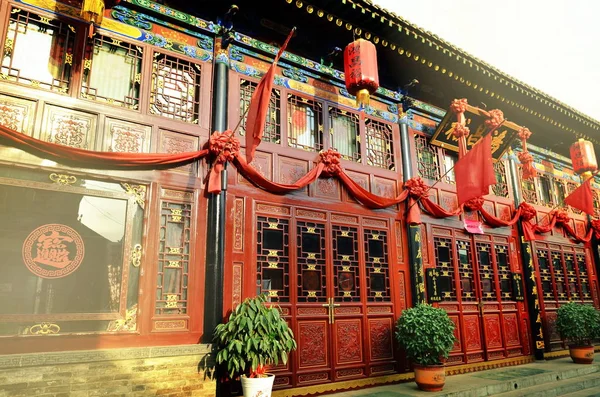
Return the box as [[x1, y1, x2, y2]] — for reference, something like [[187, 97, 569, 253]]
[[326, 354, 600, 397]]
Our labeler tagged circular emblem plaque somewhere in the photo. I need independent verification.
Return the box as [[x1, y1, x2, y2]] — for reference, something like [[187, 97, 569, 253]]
[[22, 224, 85, 279]]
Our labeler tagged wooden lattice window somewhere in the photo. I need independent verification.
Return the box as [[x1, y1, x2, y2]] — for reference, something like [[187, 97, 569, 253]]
[[495, 244, 513, 301], [538, 174, 556, 207], [81, 35, 142, 109], [576, 254, 591, 300], [150, 52, 201, 123], [492, 161, 509, 198], [156, 199, 192, 315], [476, 242, 496, 301], [240, 80, 281, 143], [296, 221, 327, 303], [442, 151, 457, 185], [456, 240, 475, 301], [551, 251, 566, 301], [256, 217, 289, 302], [365, 118, 395, 170], [537, 249, 554, 300], [434, 237, 455, 301], [329, 107, 360, 161], [565, 253, 580, 300], [332, 225, 360, 303], [521, 167, 539, 205], [415, 135, 440, 181], [1, 8, 74, 93], [287, 94, 323, 152], [364, 229, 390, 302]]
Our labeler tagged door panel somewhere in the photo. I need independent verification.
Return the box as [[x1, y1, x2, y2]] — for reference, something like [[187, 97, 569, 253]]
[[297, 320, 330, 369], [251, 204, 404, 388], [334, 318, 363, 365], [432, 227, 528, 364]]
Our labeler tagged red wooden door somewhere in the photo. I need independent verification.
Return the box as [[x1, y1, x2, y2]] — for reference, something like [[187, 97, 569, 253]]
[[254, 207, 399, 388], [533, 243, 600, 351], [433, 228, 528, 364]]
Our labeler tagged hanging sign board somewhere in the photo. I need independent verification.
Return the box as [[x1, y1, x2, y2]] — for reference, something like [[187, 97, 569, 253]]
[[430, 104, 519, 160]]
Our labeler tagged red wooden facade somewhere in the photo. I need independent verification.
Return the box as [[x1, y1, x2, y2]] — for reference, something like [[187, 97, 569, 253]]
[[0, 0, 598, 395]]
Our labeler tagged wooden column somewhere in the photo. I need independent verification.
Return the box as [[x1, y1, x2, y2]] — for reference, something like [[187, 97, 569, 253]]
[[507, 154, 545, 360], [203, 36, 229, 341], [400, 116, 425, 304]]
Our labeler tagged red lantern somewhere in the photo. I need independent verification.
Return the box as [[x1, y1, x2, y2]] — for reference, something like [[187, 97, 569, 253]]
[[343, 39, 379, 108], [570, 138, 598, 178]]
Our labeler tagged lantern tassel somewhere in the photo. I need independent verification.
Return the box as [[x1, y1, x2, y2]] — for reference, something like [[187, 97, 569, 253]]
[[356, 88, 370, 109]]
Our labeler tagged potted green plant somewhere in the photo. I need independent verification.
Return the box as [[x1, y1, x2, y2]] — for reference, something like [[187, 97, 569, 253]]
[[395, 304, 456, 392], [555, 302, 600, 364], [214, 295, 297, 397]]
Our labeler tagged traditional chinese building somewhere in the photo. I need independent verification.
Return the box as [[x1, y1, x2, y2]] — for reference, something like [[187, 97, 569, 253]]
[[0, 0, 598, 396]]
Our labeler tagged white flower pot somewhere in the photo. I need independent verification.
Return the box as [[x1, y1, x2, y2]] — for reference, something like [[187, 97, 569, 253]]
[[240, 373, 275, 397]]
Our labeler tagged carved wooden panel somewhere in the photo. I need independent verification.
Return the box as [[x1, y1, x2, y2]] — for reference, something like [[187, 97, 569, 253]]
[[464, 315, 482, 350], [296, 209, 326, 220], [394, 221, 404, 263], [368, 318, 393, 361], [483, 314, 503, 349], [482, 200, 495, 217], [239, 150, 272, 185], [298, 321, 328, 368], [103, 118, 151, 153], [545, 311, 560, 341], [255, 203, 290, 216], [232, 262, 242, 309], [398, 271, 407, 311], [497, 203, 513, 221], [439, 191, 459, 213], [41, 105, 97, 149], [335, 319, 363, 365], [373, 177, 397, 200], [233, 199, 244, 252], [158, 129, 199, 174], [336, 368, 363, 378], [0, 93, 36, 135], [343, 170, 370, 203], [297, 372, 329, 384], [278, 156, 308, 194], [313, 178, 341, 201], [503, 313, 520, 346], [449, 315, 462, 352], [331, 213, 358, 224]]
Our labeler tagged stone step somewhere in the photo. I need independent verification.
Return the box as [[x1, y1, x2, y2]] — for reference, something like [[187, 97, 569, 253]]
[[561, 386, 600, 397], [496, 372, 600, 397], [436, 362, 600, 397]]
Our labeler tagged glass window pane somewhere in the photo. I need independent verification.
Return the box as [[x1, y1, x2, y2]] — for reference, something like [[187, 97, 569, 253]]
[[1, 9, 73, 92], [82, 35, 142, 109]]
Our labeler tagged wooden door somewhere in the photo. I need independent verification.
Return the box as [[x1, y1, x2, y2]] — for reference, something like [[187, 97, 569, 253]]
[[433, 228, 528, 364], [254, 207, 399, 388]]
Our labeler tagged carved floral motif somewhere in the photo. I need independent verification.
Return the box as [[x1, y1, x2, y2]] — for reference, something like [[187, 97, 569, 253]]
[[299, 322, 327, 367], [336, 321, 362, 363], [369, 319, 393, 360]]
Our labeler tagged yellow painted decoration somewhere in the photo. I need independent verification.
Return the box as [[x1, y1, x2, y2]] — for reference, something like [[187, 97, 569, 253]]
[[81, 0, 105, 24]]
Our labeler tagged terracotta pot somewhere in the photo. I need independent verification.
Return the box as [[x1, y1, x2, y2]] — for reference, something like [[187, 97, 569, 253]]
[[569, 346, 595, 364], [414, 364, 446, 392]]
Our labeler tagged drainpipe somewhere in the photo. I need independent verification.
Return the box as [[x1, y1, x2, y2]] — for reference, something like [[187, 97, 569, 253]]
[[507, 154, 545, 360], [400, 114, 425, 305]]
